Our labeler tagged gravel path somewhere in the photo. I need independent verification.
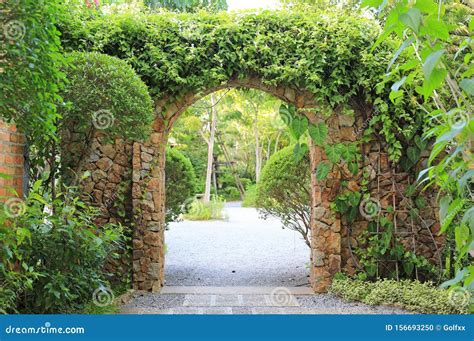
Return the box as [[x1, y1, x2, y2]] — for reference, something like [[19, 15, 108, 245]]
[[123, 203, 407, 314], [164, 202, 310, 287]]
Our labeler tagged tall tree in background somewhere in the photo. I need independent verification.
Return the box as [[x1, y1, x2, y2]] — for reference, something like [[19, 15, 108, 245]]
[[203, 94, 218, 203]]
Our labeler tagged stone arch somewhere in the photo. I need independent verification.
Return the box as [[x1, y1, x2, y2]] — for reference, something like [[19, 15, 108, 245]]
[[129, 77, 362, 292]]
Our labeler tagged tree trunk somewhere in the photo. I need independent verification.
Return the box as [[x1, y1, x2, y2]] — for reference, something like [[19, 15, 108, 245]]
[[203, 94, 217, 203], [254, 112, 261, 182]]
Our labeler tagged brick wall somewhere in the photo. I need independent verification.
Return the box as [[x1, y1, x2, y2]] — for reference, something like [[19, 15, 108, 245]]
[[0, 121, 26, 198]]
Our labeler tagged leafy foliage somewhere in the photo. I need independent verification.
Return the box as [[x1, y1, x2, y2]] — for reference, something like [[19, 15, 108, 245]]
[[60, 52, 154, 141], [165, 147, 198, 224], [362, 0, 473, 293], [0, 0, 66, 155], [59, 9, 394, 116], [0, 182, 125, 313], [144, 0, 227, 12], [184, 196, 227, 220], [330, 275, 469, 314], [256, 145, 311, 246]]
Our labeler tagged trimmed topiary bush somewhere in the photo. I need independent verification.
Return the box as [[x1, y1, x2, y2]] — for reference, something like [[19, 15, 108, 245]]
[[165, 147, 198, 225], [59, 52, 154, 182], [256, 145, 311, 246], [329, 276, 469, 314], [60, 52, 154, 140]]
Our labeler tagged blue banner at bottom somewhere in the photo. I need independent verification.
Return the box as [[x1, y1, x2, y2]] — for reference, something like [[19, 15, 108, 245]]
[[0, 314, 472, 340]]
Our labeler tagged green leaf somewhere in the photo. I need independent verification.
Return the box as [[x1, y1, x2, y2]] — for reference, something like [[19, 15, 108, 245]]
[[315, 162, 331, 181], [414, 0, 438, 14], [422, 49, 445, 80], [348, 162, 358, 175], [399, 8, 421, 33], [440, 198, 465, 233], [308, 123, 328, 146], [422, 16, 450, 41], [289, 115, 308, 140], [361, 0, 383, 8], [440, 268, 468, 288], [325, 144, 340, 164], [407, 146, 420, 163], [388, 38, 413, 71], [391, 76, 407, 91], [459, 78, 474, 96]]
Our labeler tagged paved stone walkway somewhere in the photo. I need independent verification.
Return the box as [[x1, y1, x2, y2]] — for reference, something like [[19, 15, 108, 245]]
[[121, 286, 408, 315]]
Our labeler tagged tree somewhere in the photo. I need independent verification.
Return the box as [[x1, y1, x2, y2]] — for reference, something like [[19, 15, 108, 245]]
[[256, 145, 311, 247], [203, 94, 217, 203]]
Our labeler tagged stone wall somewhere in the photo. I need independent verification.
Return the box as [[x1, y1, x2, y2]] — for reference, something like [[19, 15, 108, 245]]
[[341, 142, 443, 278], [65, 78, 442, 293]]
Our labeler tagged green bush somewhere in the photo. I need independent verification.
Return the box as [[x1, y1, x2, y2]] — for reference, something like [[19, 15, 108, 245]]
[[240, 178, 253, 190], [256, 145, 311, 246], [329, 276, 469, 314], [0, 181, 125, 313], [220, 186, 241, 201], [61, 52, 153, 139], [60, 52, 154, 180], [242, 185, 257, 208], [184, 196, 227, 221], [165, 147, 198, 224]]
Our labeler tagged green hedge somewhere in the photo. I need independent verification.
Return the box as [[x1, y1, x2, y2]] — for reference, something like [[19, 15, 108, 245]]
[[329, 276, 469, 315], [165, 148, 198, 224]]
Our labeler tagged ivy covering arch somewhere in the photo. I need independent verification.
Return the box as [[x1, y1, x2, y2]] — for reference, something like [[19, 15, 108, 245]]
[[60, 9, 437, 292]]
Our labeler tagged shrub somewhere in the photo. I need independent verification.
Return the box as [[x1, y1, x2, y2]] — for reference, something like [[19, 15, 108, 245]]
[[256, 145, 311, 246], [329, 276, 469, 314], [165, 148, 198, 225], [61, 52, 154, 140], [220, 186, 241, 201], [0, 182, 125, 313], [184, 196, 227, 221], [242, 185, 257, 208], [239, 178, 253, 190], [59, 52, 154, 181]]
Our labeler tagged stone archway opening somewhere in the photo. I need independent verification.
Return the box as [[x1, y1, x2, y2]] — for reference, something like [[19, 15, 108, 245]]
[[130, 78, 361, 292]]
